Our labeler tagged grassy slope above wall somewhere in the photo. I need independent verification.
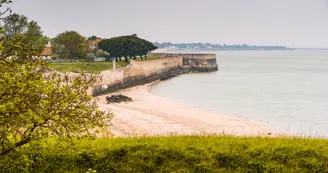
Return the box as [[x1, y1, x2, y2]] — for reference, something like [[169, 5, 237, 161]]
[[2, 136, 328, 173], [51, 61, 129, 74], [51, 55, 161, 74]]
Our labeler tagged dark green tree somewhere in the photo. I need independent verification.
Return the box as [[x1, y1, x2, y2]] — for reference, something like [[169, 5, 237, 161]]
[[98, 35, 157, 62], [87, 35, 98, 40]]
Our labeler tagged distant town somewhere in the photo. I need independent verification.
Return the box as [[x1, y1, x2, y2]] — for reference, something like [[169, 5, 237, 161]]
[[153, 42, 291, 50]]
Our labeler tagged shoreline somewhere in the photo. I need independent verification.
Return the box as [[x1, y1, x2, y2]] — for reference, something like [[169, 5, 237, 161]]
[[96, 82, 283, 137]]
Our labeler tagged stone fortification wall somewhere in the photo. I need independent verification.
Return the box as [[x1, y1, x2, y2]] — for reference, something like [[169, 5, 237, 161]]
[[124, 56, 183, 77], [99, 68, 124, 84], [92, 56, 185, 96], [82, 53, 217, 96], [182, 54, 218, 72]]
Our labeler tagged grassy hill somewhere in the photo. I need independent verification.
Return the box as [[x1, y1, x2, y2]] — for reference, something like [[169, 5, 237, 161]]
[[2, 135, 328, 172]]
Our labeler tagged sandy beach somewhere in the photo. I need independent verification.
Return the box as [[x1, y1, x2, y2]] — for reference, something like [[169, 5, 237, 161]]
[[97, 82, 280, 137]]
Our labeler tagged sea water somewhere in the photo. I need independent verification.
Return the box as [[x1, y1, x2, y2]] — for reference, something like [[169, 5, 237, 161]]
[[150, 49, 328, 137]]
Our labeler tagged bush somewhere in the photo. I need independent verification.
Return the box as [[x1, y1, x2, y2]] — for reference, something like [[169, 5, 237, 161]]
[[96, 49, 110, 57], [2, 136, 328, 172]]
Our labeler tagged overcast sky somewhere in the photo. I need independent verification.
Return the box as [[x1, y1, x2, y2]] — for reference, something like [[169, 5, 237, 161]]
[[8, 0, 328, 48]]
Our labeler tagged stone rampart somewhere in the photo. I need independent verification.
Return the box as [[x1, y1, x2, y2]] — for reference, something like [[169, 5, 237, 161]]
[[84, 53, 217, 96], [182, 54, 218, 72]]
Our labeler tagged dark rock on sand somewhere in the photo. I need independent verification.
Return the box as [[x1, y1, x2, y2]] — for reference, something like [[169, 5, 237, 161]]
[[106, 94, 132, 104]]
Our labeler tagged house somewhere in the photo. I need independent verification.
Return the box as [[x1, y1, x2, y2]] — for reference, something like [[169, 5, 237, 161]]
[[41, 41, 52, 60], [88, 38, 103, 53], [87, 38, 112, 62]]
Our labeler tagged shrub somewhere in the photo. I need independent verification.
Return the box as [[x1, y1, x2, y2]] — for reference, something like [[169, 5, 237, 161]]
[[1, 136, 328, 172]]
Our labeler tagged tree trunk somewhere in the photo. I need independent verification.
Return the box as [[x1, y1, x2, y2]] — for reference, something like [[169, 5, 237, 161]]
[[124, 56, 128, 62], [144, 54, 147, 60], [140, 55, 143, 60], [119, 57, 122, 61], [133, 55, 136, 60]]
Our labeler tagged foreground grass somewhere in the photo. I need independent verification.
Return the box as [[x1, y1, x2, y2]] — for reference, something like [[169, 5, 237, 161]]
[[51, 55, 161, 74], [2, 135, 328, 172]]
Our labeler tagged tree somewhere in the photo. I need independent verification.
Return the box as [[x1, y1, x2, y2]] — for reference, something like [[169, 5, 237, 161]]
[[0, 5, 112, 156], [87, 52, 96, 59], [88, 35, 98, 41], [0, 0, 12, 20], [26, 21, 42, 40], [3, 13, 28, 39], [98, 37, 121, 62], [98, 35, 157, 62], [0, 35, 112, 157], [0, 12, 46, 57], [96, 49, 109, 57], [52, 31, 88, 60], [24, 21, 48, 55], [0, 21, 47, 59]]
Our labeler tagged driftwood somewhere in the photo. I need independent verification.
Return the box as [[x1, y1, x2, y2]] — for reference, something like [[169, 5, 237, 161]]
[[106, 94, 132, 104]]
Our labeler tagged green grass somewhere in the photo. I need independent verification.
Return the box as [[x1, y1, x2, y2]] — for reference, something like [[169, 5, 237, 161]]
[[2, 135, 328, 172], [51, 55, 161, 74], [51, 61, 130, 74], [139, 55, 161, 60]]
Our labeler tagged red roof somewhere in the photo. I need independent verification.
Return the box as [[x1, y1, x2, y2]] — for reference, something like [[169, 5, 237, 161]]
[[88, 38, 103, 52], [88, 38, 103, 47], [41, 47, 52, 56]]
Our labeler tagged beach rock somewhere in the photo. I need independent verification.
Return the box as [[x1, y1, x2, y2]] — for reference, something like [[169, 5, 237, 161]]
[[106, 94, 132, 104]]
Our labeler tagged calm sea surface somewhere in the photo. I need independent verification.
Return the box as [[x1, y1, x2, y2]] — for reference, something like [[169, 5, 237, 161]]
[[150, 50, 328, 136]]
